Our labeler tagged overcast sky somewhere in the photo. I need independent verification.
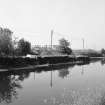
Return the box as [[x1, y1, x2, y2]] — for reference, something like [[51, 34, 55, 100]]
[[0, 0, 105, 49]]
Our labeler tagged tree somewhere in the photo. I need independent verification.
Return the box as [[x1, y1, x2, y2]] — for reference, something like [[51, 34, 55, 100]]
[[17, 38, 31, 56], [59, 38, 70, 47], [0, 27, 14, 56], [58, 38, 72, 55], [101, 48, 105, 56]]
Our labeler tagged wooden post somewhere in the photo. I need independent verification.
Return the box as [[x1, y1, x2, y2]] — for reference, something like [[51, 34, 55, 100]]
[[51, 30, 53, 49], [50, 30, 53, 88], [82, 38, 84, 49]]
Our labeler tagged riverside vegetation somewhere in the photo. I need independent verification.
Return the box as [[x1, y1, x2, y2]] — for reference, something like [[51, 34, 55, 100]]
[[0, 27, 104, 67], [0, 27, 105, 105]]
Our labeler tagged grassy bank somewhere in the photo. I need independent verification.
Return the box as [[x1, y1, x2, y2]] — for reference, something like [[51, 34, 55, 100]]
[[0, 55, 90, 69]]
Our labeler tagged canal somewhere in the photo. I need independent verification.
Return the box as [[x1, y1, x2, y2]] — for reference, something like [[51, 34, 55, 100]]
[[0, 59, 105, 105]]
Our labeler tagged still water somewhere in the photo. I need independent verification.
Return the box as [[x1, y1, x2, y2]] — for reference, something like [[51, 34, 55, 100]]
[[1, 60, 105, 105]]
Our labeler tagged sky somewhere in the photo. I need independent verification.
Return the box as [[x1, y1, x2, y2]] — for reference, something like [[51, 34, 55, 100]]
[[0, 0, 105, 49]]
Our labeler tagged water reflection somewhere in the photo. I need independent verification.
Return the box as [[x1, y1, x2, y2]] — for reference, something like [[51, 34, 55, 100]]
[[101, 58, 105, 65], [0, 70, 31, 104], [16, 71, 30, 81], [0, 59, 103, 104], [81, 66, 84, 75], [50, 70, 53, 88], [58, 68, 69, 78], [0, 73, 21, 104]]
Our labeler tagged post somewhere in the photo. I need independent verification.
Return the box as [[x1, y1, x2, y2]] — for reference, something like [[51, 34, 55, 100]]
[[82, 38, 84, 49], [50, 30, 53, 88], [51, 30, 53, 49]]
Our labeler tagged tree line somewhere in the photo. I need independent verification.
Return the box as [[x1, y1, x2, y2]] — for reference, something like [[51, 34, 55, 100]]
[[0, 27, 31, 56], [0, 27, 72, 57], [1, 27, 105, 57]]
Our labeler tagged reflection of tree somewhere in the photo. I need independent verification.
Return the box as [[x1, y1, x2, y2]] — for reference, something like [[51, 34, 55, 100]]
[[101, 59, 105, 65], [58, 67, 69, 78], [0, 74, 21, 104], [16, 71, 30, 81], [0, 71, 30, 104]]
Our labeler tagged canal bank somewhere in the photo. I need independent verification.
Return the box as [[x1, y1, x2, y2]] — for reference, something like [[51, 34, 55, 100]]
[[0, 55, 90, 70]]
